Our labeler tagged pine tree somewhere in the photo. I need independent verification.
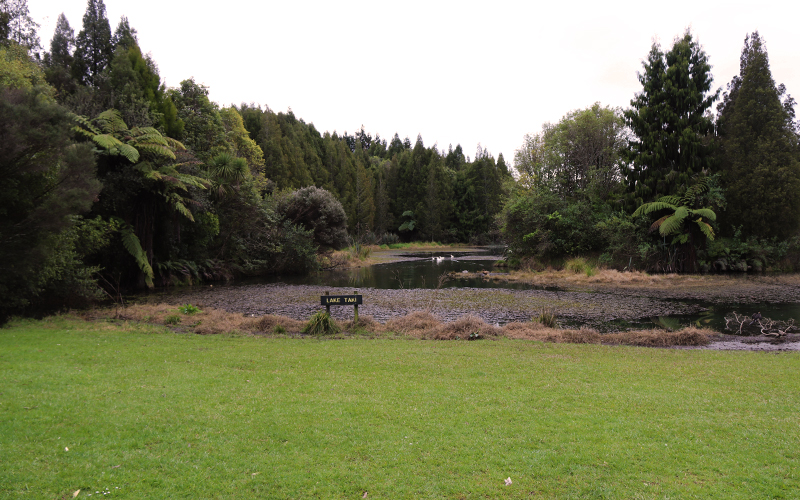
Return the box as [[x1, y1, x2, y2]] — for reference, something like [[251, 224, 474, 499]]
[[717, 32, 800, 239], [72, 0, 113, 87], [624, 30, 718, 207], [43, 13, 76, 95], [111, 16, 137, 50]]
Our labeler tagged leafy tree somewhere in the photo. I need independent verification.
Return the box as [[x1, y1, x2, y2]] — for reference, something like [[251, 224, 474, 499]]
[[275, 186, 348, 250], [219, 106, 266, 190], [1, 40, 51, 92], [716, 32, 800, 239], [0, 0, 40, 50], [72, 0, 113, 87], [624, 30, 718, 207], [168, 78, 228, 160], [515, 104, 627, 199], [0, 86, 100, 323]]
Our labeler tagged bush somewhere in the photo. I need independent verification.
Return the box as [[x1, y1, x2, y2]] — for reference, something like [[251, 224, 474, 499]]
[[533, 309, 558, 328], [565, 257, 588, 273], [275, 186, 348, 250], [179, 304, 201, 315], [302, 311, 341, 336]]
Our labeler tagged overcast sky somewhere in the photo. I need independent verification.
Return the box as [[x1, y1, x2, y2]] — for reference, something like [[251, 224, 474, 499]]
[[30, 0, 798, 165]]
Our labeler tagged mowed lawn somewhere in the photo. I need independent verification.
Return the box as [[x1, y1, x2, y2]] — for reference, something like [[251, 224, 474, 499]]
[[1, 316, 799, 499]]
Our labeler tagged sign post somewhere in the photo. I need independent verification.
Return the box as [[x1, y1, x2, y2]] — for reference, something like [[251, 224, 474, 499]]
[[320, 291, 362, 324]]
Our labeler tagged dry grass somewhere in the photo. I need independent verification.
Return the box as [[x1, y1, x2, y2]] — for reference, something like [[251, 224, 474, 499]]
[[342, 315, 383, 333], [384, 311, 441, 337], [428, 315, 503, 340], [251, 314, 306, 334], [86, 304, 713, 347], [603, 327, 713, 347]]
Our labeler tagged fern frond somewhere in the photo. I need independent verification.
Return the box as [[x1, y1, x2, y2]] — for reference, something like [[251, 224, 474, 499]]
[[655, 196, 682, 206], [649, 215, 669, 233], [137, 143, 176, 159], [633, 201, 677, 217], [96, 109, 128, 134], [92, 133, 124, 150], [119, 224, 154, 288], [169, 193, 195, 222], [695, 219, 715, 241], [659, 206, 688, 236], [71, 114, 99, 135], [691, 208, 716, 221], [164, 137, 186, 151], [115, 143, 140, 163]]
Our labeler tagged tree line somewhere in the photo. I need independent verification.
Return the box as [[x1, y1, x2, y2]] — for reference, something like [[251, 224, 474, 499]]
[[504, 29, 800, 274], [0, 0, 511, 323], [2, 1, 799, 325]]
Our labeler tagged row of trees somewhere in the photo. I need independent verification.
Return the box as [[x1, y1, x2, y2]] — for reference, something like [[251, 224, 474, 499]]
[[503, 30, 800, 273], [0, 0, 512, 323]]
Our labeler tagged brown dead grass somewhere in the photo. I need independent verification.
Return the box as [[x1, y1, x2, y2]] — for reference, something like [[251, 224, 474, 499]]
[[342, 315, 383, 333], [251, 314, 306, 334], [87, 304, 713, 347], [428, 315, 503, 340], [385, 311, 441, 337]]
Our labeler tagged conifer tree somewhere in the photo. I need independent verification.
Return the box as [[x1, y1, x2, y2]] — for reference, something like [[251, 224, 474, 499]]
[[717, 32, 800, 239], [43, 13, 76, 94], [72, 0, 113, 87], [624, 30, 718, 207]]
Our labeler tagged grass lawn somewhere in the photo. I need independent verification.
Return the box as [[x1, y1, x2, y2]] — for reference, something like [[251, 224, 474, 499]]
[[2, 316, 799, 499]]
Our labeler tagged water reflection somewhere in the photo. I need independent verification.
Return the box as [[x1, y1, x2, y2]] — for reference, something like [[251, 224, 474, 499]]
[[242, 250, 528, 290]]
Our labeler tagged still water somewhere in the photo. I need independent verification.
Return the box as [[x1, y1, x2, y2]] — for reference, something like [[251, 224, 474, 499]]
[[232, 248, 799, 332]]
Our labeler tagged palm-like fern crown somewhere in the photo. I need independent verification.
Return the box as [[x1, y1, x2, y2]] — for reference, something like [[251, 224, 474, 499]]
[[632, 177, 716, 241]]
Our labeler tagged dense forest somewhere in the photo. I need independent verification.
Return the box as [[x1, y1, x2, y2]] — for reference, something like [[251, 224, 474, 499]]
[[2, 0, 799, 324]]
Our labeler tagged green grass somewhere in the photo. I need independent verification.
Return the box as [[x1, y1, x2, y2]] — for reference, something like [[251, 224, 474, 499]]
[[2, 316, 800, 499]]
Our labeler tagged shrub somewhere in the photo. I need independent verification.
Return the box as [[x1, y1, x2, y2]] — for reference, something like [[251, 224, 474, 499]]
[[179, 304, 201, 315], [302, 311, 341, 336], [164, 314, 181, 325], [275, 186, 348, 250], [533, 309, 558, 328], [565, 257, 588, 273]]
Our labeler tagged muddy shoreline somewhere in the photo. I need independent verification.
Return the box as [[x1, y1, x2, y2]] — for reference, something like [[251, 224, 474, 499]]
[[144, 282, 800, 351], [136, 247, 800, 350]]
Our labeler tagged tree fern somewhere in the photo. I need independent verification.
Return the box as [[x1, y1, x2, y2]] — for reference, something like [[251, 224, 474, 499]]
[[117, 220, 154, 288]]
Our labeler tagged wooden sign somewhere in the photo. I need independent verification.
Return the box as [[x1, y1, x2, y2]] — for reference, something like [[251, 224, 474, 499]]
[[321, 295, 362, 306]]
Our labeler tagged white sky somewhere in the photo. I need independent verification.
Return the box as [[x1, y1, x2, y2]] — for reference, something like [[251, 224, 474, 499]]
[[30, 0, 798, 165]]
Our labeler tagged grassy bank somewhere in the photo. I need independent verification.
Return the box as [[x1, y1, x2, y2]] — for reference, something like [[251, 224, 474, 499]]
[[2, 316, 799, 499]]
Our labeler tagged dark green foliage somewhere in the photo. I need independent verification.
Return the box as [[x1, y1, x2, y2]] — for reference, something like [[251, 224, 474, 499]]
[[111, 16, 137, 50], [633, 178, 718, 272], [0, 86, 101, 323], [72, 0, 113, 87], [502, 191, 604, 259], [168, 78, 227, 160], [43, 13, 75, 95], [624, 30, 718, 206], [276, 186, 349, 250], [716, 32, 800, 239]]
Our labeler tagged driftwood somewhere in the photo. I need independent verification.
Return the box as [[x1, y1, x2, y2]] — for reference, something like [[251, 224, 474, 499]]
[[724, 312, 796, 337]]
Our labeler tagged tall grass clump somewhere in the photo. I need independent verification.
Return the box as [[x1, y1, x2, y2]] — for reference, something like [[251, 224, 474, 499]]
[[533, 308, 558, 328], [302, 311, 341, 336], [564, 257, 588, 273]]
